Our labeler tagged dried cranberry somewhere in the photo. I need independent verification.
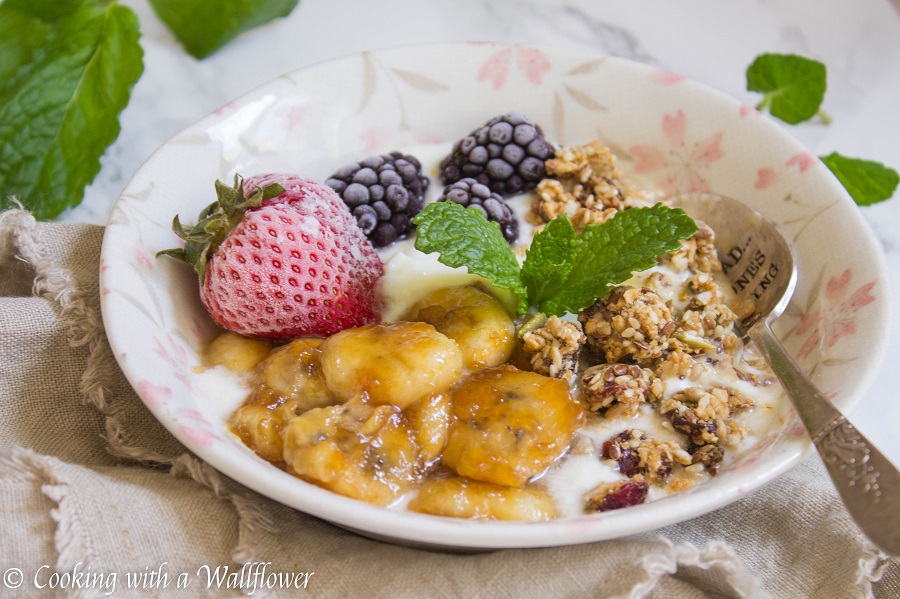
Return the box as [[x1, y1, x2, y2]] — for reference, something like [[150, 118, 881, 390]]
[[602, 430, 643, 477], [587, 480, 649, 512]]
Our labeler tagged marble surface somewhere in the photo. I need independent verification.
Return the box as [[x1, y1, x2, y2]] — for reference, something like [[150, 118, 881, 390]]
[[63, 1, 900, 470]]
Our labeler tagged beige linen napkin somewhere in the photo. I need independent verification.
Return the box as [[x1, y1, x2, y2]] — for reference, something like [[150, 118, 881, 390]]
[[0, 209, 897, 599]]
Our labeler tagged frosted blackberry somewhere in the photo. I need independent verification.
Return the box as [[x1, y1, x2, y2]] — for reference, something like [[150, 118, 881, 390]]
[[439, 178, 519, 243], [439, 112, 554, 197], [325, 152, 429, 247]]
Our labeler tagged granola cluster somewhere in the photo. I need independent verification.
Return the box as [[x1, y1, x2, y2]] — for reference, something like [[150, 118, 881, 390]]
[[587, 384, 755, 506], [520, 315, 586, 381], [581, 363, 664, 418], [578, 286, 676, 363], [658, 222, 721, 273], [532, 141, 655, 231], [672, 272, 740, 355], [659, 386, 754, 448], [601, 429, 692, 483]]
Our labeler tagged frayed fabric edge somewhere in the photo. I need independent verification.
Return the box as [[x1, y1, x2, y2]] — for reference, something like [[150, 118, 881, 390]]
[[1, 211, 277, 577], [613, 537, 769, 599], [170, 455, 279, 565], [0, 209, 36, 278], [1, 210, 136, 455], [855, 534, 893, 599], [0, 447, 100, 599]]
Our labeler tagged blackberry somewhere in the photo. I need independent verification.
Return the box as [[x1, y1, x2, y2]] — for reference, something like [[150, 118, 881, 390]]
[[325, 151, 428, 247], [439, 112, 554, 197], [439, 178, 519, 243]]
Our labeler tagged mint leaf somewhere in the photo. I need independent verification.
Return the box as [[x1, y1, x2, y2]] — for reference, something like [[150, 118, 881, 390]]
[[820, 153, 899, 206], [0, 0, 143, 219], [3, 0, 86, 20], [149, 0, 300, 59], [414, 202, 527, 314], [539, 205, 698, 315], [747, 53, 827, 125], [521, 214, 579, 306], [414, 203, 696, 319]]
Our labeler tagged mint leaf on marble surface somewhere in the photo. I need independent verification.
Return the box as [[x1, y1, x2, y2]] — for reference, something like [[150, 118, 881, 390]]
[[539, 205, 698, 316], [148, 0, 300, 59], [747, 53, 828, 125], [820, 153, 899, 206], [414, 202, 528, 315], [0, 0, 143, 219]]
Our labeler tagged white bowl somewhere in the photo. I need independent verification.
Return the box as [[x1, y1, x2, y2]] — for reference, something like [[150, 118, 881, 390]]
[[100, 42, 891, 550]]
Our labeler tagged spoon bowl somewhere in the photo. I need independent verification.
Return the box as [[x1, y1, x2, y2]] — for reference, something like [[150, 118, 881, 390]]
[[670, 192, 900, 557], [670, 193, 797, 330]]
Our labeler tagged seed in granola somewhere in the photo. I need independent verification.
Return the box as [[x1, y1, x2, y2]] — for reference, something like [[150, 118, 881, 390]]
[[601, 430, 644, 477], [734, 368, 774, 386], [664, 408, 719, 446]]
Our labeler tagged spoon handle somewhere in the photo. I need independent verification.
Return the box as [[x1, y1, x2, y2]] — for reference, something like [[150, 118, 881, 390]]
[[748, 320, 900, 557]]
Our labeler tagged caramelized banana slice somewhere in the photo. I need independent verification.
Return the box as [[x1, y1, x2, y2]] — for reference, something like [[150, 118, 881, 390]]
[[256, 338, 332, 412], [230, 398, 303, 464], [405, 285, 515, 370], [443, 365, 585, 487], [320, 322, 463, 408], [204, 332, 271, 374], [282, 398, 419, 505], [407, 393, 451, 465], [408, 477, 558, 521]]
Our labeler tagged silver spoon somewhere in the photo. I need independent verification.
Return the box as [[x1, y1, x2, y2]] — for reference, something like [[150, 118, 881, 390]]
[[670, 192, 899, 557]]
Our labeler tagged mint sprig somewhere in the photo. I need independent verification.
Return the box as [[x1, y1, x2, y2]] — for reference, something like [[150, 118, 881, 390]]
[[148, 0, 299, 59], [0, 0, 143, 219], [746, 53, 829, 125], [820, 153, 899, 207], [414, 203, 698, 317], [541, 205, 698, 315], [0, 0, 301, 220]]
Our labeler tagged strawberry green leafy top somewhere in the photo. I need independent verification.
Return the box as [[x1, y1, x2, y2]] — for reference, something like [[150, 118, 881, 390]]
[[157, 174, 284, 284]]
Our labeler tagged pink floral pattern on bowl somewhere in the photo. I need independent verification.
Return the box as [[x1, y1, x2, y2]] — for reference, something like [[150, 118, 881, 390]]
[[476, 46, 551, 89], [99, 43, 891, 551], [630, 109, 725, 193], [784, 267, 878, 371]]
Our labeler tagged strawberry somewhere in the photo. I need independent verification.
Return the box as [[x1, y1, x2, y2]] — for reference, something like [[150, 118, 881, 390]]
[[159, 174, 384, 340]]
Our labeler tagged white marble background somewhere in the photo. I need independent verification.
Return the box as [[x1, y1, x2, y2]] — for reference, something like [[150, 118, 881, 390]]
[[62, 1, 900, 472]]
